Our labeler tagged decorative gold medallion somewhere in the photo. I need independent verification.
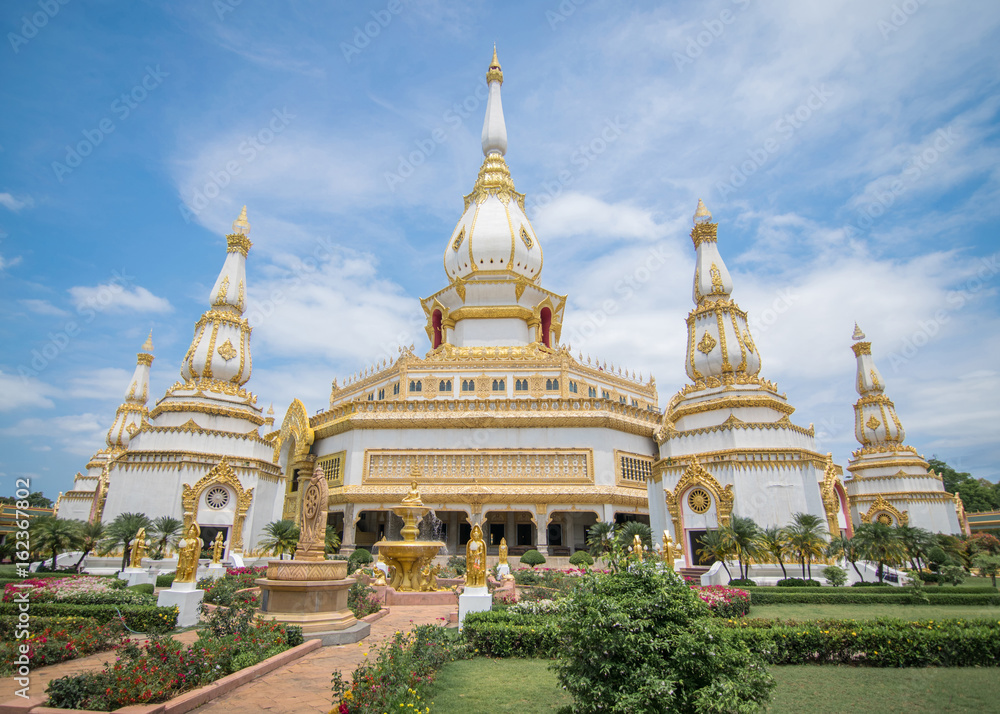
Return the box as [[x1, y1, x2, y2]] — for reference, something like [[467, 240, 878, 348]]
[[866, 415, 881, 430], [217, 339, 237, 361], [876, 513, 893, 526], [710, 263, 723, 293], [520, 226, 533, 249], [688, 488, 711, 514], [697, 331, 717, 355], [452, 227, 465, 251]]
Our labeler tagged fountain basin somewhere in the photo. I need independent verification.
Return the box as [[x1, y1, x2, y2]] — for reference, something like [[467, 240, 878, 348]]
[[374, 539, 445, 592]]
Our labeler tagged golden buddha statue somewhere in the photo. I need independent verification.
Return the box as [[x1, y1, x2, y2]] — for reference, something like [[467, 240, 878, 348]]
[[129, 528, 147, 568], [373, 553, 388, 586], [663, 530, 682, 570], [211, 531, 225, 564], [175, 521, 202, 583], [465, 523, 487, 588], [631, 533, 644, 562], [401, 479, 423, 506], [498, 536, 509, 566]]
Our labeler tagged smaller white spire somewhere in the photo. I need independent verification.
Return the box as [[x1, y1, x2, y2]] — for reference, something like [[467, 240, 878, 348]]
[[481, 46, 507, 157]]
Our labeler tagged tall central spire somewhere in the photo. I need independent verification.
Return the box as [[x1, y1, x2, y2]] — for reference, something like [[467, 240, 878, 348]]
[[481, 45, 507, 157]]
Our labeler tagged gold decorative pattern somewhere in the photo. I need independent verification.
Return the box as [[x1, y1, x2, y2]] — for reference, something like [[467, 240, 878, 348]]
[[664, 457, 734, 533], [214, 275, 230, 305], [866, 415, 882, 430], [180, 458, 254, 552], [820, 456, 845, 536], [271, 398, 314, 464], [226, 232, 252, 257], [697, 331, 717, 354], [615, 450, 655, 489], [710, 263, 723, 294], [859, 494, 908, 526], [452, 227, 465, 251], [687, 488, 711, 514], [217, 339, 237, 361], [742, 330, 755, 354], [317, 451, 346, 488], [362, 448, 594, 485], [520, 226, 533, 248]]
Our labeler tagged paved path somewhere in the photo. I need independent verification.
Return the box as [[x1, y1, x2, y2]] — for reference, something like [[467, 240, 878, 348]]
[[1, 630, 201, 700], [193, 605, 456, 714]]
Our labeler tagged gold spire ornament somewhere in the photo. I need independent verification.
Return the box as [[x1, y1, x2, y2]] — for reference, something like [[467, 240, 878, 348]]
[[486, 44, 503, 85], [232, 205, 250, 236], [142, 330, 154, 353], [852, 323, 866, 341], [693, 198, 712, 224]]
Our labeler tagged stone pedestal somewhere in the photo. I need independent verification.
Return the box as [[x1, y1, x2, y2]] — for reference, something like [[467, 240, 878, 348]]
[[157, 581, 204, 628], [119, 567, 154, 587], [256, 559, 369, 646], [496, 564, 511, 579], [458, 585, 492, 630], [206, 563, 226, 580]]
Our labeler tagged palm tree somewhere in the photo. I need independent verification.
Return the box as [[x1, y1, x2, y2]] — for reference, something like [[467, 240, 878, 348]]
[[150, 516, 184, 559], [100, 512, 152, 571], [827, 534, 866, 582], [784, 513, 828, 579], [759, 525, 790, 579], [695, 528, 733, 578], [897, 525, 935, 571], [325, 526, 341, 555], [586, 521, 615, 558], [616, 521, 652, 554], [73, 520, 106, 571], [853, 522, 906, 582], [722, 516, 764, 580], [258, 520, 300, 560], [30, 517, 84, 570]]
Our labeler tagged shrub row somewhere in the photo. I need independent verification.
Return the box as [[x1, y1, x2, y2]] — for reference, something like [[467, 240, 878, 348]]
[[748, 590, 1000, 606], [712, 618, 1000, 667], [462, 610, 562, 658], [776, 578, 821, 587], [0, 602, 178, 633], [0, 618, 125, 676]]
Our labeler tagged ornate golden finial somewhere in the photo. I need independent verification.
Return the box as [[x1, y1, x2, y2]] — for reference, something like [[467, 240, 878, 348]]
[[232, 205, 250, 236], [267, 403, 274, 416], [852, 323, 865, 341], [693, 198, 712, 225], [142, 330, 154, 353], [487, 44, 503, 85]]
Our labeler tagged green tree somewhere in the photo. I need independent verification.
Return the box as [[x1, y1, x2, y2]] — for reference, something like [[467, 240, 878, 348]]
[[325, 525, 341, 555], [258, 519, 300, 560], [73, 520, 105, 571], [722, 516, 764, 580], [615, 521, 652, 552], [897, 525, 935, 571], [100, 512, 152, 571], [695, 528, 732, 578], [759, 525, 790, 579], [853, 522, 906, 582], [972, 553, 1000, 587], [827, 534, 866, 582], [785, 513, 828, 579], [1, 491, 54, 508], [928, 458, 1000, 512], [150, 516, 184, 559], [586, 521, 615, 559], [30, 516, 83, 570]]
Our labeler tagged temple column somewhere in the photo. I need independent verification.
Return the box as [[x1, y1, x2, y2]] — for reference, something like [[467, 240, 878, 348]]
[[535, 505, 548, 555], [564, 512, 575, 552], [341, 503, 357, 553]]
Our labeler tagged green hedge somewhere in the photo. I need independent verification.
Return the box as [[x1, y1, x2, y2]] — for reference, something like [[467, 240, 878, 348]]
[[0, 602, 178, 632], [749, 590, 1000, 606], [0, 615, 99, 638], [462, 610, 561, 657], [713, 618, 1000, 667]]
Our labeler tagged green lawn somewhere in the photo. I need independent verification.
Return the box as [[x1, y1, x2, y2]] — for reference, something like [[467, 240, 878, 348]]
[[751, 603, 1000, 621], [427, 659, 1000, 713]]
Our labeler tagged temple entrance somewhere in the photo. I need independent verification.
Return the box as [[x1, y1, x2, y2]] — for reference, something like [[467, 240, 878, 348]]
[[199, 525, 229, 560], [548, 510, 599, 555], [484, 510, 535, 555], [688, 529, 715, 566]]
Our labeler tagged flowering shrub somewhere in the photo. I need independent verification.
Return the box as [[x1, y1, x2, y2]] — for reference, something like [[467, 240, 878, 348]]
[[508, 598, 562, 615], [0, 603, 177, 633], [198, 567, 265, 606], [0, 617, 126, 676], [694, 585, 751, 618], [45, 599, 299, 711], [331, 625, 469, 714], [2, 576, 145, 604], [347, 581, 381, 618]]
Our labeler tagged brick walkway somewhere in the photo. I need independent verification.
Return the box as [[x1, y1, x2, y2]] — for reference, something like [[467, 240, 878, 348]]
[[193, 605, 456, 713], [0, 630, 201, 700]]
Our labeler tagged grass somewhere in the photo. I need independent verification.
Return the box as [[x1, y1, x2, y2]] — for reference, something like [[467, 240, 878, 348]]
[[427, 658, 571, 713], [751, 603, 1000, 620], [426, 659, 1000, 713]]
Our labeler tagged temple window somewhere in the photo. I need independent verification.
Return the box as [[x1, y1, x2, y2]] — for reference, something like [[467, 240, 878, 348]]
[[378, 388, 385, 400], [439, 379, 452, 392], [462, 379, 475, 392], [602, 390, 611, 399], [393, 383, 400, 395], [409, 380, 422, 392], [569, 381, 578, 394], [432, 310, 443, 349], [492, 378, 505, 391], [588, 386, 597, 397], [515, 379, 528, 392], [540, 307, 552, 348]]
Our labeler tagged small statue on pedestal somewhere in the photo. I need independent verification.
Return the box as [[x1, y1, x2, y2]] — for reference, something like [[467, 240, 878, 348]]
[[465, 523, 487, 588], [498, 537, 509, 565], [663, 530, 682, 570], [630, 533, 644, 562], [211, 531, 226, 564], [176, 521, 202, 583], [128, 528, 148, 568]]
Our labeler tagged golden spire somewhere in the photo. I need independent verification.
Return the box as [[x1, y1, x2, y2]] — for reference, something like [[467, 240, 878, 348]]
[[487, 44, 503, 85], [693, 199, 712, 225], [852, 323, 865, 341], [231, 205, 251, 236], [142, 330, 154, 353]]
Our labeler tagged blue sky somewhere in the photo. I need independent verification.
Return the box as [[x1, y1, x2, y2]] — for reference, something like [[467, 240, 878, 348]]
[[1, 0, 999, 502]]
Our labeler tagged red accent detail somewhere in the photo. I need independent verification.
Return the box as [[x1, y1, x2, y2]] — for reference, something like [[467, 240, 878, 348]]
[[540, 308, 552, 348], [432, 310, 443, 349]]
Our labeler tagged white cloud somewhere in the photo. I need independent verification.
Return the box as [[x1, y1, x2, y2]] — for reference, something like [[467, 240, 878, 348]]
[[0, 370, 57, 411], [0, 192, 32, 212], [0, 413, 108, 457], [0, 253, 22, 271], [532, 193, 673, 244], [19, 299, 70, 317], [67, 367, 133, 401], [68, 284, 172, 314]]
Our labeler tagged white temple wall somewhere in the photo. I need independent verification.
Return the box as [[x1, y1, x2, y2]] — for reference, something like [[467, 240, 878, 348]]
[[452, 318, 532, 346], [57, 497, 94, 522]]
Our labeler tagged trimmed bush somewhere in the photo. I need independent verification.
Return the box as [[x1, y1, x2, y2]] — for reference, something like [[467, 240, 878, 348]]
[[851, 581, 893, 587], [462, 610, 562, 657], [519, 549, 546, 567], [776, 578, 821, 587], [568, 550, 594, 567], [728, 578, 756, 587], [155, 573, 175, 588], [127, 583, 154, 595], [748, 590, 1000, 606], [0, 602, 178, 632], [347, 548, 373, 575], [823, 565, 848, 587]]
